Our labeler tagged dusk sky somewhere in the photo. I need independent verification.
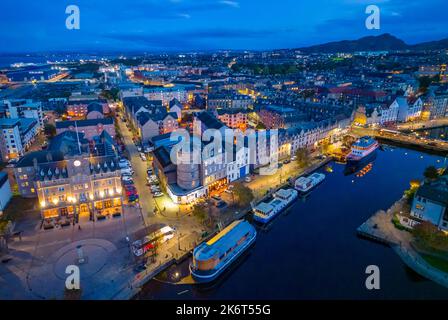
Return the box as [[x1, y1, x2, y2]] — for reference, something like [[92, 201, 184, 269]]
[[1, 0, 447, 52]]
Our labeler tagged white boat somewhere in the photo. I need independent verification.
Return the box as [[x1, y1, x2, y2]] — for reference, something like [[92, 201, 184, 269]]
[[346, 136, 379, 165], [294, 172, 326, 194], [253, 188, 298, 224]]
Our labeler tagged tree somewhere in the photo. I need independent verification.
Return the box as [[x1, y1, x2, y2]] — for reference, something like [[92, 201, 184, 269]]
[[232, 182, 254, 208], [101, 88, 120, 101], [295, 148, 311, 168], [424, 166, 439, 181], [192, 204, 208, 224], [44, 123, 56, 138], [413, 220, 448, 251]]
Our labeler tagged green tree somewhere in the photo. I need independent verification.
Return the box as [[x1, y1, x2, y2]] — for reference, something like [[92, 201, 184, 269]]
[[295, 148, 311, 168], [44, 123, 56, 138], [101, 88, 120, 101], [413, 220, 448, 251], [192, 204, 208, 224], [424, 166, 439, 181], [232, 182, 254, 208]]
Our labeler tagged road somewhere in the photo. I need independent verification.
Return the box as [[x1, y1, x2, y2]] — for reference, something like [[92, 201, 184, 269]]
[[115, 115, 205, 253], [116, 117, 155, 226]]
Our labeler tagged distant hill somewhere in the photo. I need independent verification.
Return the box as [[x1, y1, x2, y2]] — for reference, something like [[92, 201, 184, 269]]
[[300, 33, 448, 53], [410, 38, 448, 51]]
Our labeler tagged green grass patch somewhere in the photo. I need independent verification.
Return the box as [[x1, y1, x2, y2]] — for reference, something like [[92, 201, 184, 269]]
[[422, 254, 448, 273], [391, 214, 412, 232]]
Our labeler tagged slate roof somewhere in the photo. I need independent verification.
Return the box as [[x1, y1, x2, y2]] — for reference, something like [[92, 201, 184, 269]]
[[16, 150, 65, 168], [416, 176, 448, 206], [195, 111, 226, 130], [153, 146, 173, 168], [55, 118, 113, 129]]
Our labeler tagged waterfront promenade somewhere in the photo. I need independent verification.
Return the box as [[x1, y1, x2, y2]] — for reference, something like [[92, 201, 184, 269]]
[[358, 198, 448, 289]]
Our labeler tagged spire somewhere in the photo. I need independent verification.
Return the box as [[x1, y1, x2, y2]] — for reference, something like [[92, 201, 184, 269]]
[[75, 121, 82, 155]]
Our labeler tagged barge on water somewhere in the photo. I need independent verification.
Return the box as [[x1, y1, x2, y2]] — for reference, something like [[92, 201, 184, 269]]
[[190, 220, 257, 283], [294, 172, 326, 195], [253, 188, 298, 224]]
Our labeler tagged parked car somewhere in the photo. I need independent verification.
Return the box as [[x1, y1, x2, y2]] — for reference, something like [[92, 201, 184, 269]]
[[122, 176, 133, 182], [121, 169, 134, 175], [244, 176, 252, 183], [153, 192, 163, 198], [119, 162, 130, 169], [147, 169, 153, 175], [126, 190, 138, 197], [140, 153, 146, 161], [122, 180, 134, 185], [137, 146, 142, 152]]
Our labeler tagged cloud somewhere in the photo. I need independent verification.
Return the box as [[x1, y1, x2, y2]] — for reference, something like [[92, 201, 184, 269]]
[[219, 1, 240, 8]]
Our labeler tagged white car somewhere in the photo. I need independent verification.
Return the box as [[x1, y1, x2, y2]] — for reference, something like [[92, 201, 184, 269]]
[[244, 176, 252, 183], [122, 175, 133, 182], [140, 153, 146, 161], [121, 169, 134, 176], [153, 192, 163, 198]]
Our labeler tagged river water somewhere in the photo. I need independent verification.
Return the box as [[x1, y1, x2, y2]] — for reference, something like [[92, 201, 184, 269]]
[[138, 145, 448, 300]]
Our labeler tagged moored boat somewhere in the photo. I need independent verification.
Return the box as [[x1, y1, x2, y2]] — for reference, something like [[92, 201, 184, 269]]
[[294, 172, 326, 195], [346, 136, 379, 165], [253, 188, 298, 224], [190, 220, 256, 283]]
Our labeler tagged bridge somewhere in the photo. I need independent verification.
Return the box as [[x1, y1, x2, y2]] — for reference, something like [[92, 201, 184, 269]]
[[396, 118, 448, 132], [350, 126, 448, 155]]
